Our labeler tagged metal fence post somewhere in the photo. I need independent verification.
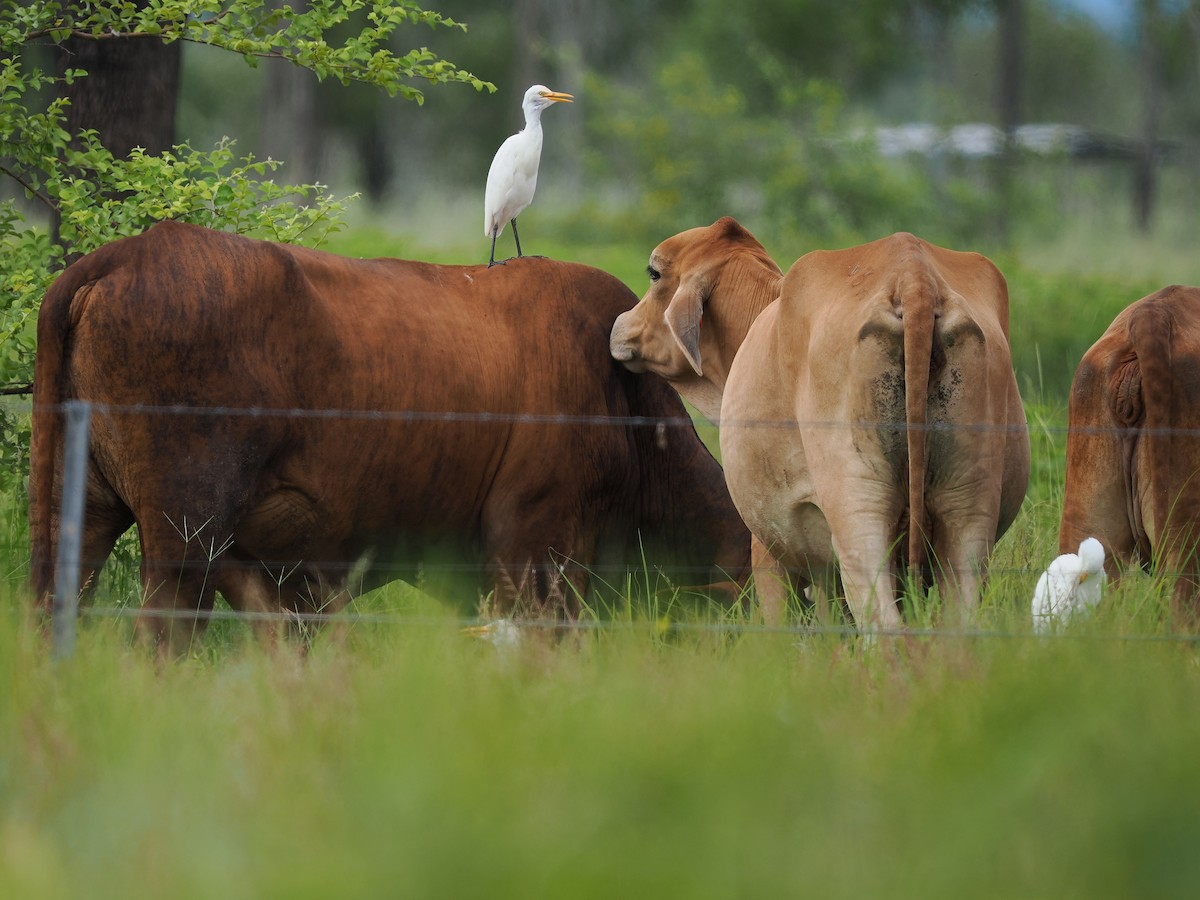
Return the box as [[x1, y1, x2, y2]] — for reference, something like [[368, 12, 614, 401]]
[[52, 400, 92, 661]]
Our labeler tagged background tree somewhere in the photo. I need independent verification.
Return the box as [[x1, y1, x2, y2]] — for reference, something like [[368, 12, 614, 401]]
[[54, 2, 182, 159], [993, 0, 1024, 241], [1135, 0, 1162, 234], [50, 0, 182, 250], [0, 0, 492, 487], [259, 0, 322, 185]]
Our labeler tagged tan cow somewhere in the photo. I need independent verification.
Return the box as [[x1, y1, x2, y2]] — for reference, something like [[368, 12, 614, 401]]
[[611, 217, 1030, 628], [1059, 284, 1200, 615]]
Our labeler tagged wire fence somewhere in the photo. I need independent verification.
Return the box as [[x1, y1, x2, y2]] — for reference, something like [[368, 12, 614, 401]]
[[32, 397, 1200, 657], [26, 398, 1197, 437], [58, 604, 1200, 645]]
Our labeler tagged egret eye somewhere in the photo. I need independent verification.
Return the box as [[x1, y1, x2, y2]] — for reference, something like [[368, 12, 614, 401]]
[[647, 265, 661, 283]]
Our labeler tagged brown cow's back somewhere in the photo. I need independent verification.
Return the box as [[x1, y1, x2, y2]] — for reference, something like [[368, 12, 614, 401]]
[[31, 222, 749, 648]]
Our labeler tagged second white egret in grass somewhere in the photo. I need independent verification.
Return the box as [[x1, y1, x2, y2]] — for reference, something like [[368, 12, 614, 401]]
[[1032, 537, 1107, 633], [484, 84, 573, 267], [462, 618, 521, 657]]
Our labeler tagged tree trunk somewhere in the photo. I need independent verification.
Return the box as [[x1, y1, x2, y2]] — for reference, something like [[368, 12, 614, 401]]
[[514, 0, 542, 94], [545, 0, 594, 197], [992, 0, 1024, 244], [52, 1, 181, 252], [55, 18, 180, 157], [1134, 0, 1163, 234], [259, 0, 323, 185]]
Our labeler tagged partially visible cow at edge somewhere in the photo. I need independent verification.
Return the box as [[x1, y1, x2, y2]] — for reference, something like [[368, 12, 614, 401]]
[[1059, 285, 1200, 617], [610, 216, 1030, 629], [31, 221, 751, 652]]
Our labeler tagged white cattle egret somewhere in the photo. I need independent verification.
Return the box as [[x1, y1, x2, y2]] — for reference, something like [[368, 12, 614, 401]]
[[462, 619, 522, 656], [1031, 537, 1107, 633], [484, 84, 573, 267]]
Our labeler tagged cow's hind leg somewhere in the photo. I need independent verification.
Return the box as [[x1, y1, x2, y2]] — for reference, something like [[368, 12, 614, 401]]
[[751, 537, 788, 626], [74, 471, 134, 613], [927, 488, 1002, 623], [482, 508, 595, 620], [280, 565, 354, 648], [34, 460, 133, 614], [216, 554, 290, 649], [135, 515, 231, 657], [821, 503, 903, 632], [834, 537, 903, 632]]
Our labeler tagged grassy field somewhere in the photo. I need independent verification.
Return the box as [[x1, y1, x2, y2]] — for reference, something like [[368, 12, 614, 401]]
[[4, 220, 1200, 897], [4, 595, 1200, 898]]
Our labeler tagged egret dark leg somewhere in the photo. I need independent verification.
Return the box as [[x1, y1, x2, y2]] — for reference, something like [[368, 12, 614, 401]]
[[488, 231, 500, 267], [512, 218, 524, 257]]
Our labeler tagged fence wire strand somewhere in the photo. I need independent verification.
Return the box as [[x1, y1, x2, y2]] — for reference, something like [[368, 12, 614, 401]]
[[61, 604, 1200, 645], [29, 398, 1198, 438], [30, 398, 1200, 651]]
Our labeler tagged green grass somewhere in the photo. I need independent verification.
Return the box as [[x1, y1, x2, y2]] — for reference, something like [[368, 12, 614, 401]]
[[3, 604, 1200, 898], [6, 220, 1200, 897]]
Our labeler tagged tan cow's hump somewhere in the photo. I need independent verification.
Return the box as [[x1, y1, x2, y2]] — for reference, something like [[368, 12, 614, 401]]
[[779, 231, 1004, 326]]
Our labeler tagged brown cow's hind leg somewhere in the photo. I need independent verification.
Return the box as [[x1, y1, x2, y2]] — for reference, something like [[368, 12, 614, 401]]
[[135, 515, 231, 657]]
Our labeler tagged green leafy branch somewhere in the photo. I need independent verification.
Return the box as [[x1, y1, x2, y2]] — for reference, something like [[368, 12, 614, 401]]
[[18, 0, 493, 102], [0, 0, 494, 437]]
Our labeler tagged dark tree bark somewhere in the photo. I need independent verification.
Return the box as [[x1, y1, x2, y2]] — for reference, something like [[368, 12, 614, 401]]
[[55, 29, 181, 158], [52, 2, 181, 251], [260, 57, 322, 184], [356, 122, 393, 201], [992, 0, 1024, 243], [1134, 0, 1163, 234], [514, 0, 542, 94]]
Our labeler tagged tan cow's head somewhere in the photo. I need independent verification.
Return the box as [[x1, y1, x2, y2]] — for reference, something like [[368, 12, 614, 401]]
[[610, 216, 783, 421]]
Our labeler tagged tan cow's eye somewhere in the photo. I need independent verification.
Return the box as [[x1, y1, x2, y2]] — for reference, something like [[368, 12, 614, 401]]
[[647, 265, 661, 283]]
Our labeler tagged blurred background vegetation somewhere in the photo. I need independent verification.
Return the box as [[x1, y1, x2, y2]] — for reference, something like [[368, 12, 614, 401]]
[[179, 0, 1200, 402], [7, 1, 1200, 397], [3, 0, 1199, 476], [183, 0, 1199, 253]]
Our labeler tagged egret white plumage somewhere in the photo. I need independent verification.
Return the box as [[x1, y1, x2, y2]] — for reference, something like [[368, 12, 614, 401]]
[[462, 618, 521, 655], [1031, 537, 1107, 633], [484, 84, 573, 267]]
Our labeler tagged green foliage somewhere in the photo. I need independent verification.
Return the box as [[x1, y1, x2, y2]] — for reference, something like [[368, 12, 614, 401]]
[[669, 0, 972, 100], [14, 1, 491, 102], [56, 134, 353, 250], [575, 51, 997, 252], [0, 0, 494, 494], [1003, 262, 1161, 404]]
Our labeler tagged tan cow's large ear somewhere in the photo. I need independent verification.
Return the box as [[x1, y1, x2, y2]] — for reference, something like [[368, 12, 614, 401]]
[[665, 277, 705, 377]]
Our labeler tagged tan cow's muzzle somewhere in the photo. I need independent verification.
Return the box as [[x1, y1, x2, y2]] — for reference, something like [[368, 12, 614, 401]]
[[609, 315, 648, 372]]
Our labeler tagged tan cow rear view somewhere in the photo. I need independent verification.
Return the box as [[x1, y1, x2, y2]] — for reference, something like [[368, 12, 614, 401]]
[[611, 217, 1030, 629], [1060, 285, 1200, 616]]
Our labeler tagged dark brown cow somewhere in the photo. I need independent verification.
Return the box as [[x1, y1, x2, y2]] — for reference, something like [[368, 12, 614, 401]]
[[31, 221, 750, 651], [1060, 284, 1200, 615]]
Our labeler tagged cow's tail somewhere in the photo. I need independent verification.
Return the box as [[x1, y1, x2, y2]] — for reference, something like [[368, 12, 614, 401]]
[[901, 272, 937, 581], [1125, 288, 1200, 607], [29, 257, 98, 602]]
